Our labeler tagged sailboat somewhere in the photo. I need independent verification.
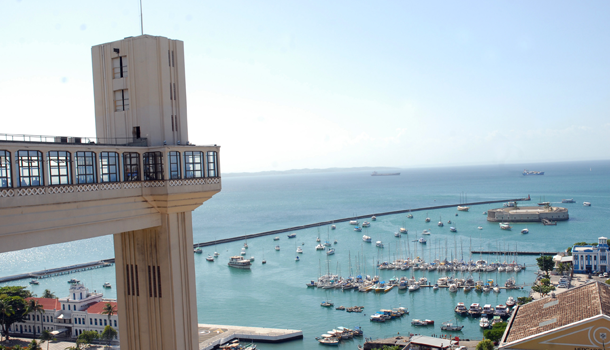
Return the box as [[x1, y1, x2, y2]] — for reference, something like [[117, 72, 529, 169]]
[[425, 212, 431, 223], [262, 249, 266, 264]]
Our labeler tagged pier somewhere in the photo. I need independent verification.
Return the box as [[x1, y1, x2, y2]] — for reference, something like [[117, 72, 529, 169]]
[[0, 259, 115, 284], [471, 251, 556, 256], [195, 196, 530, 247], [197, 324, 303, 350]]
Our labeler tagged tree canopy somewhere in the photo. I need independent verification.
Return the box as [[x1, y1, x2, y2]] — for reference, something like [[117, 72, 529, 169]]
[[41, 290, 56, 299], [0, 287, 31, 341], [484, 322, 508, 342], [476, 339, 495, 350], [100, 325, 118, 345], [536, 256, 554, 276], [76, 330, 99, 347]]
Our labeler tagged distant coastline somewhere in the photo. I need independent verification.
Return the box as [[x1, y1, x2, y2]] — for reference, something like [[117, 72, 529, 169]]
[[223, 167, 402, 178]]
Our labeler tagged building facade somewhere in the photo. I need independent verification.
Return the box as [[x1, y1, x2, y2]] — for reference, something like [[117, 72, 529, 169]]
[[572, 237, 609, 273], [487, 206, 569, 222], [9, 283, 119, 341]]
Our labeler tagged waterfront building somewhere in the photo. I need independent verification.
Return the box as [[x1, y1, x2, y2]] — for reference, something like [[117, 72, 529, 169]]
[[499, 281, 610, 350], [487, 206, 569, 222], [0, 34, 222, 350], [9, 283, 119, 340], [572, 237, 609, 273]]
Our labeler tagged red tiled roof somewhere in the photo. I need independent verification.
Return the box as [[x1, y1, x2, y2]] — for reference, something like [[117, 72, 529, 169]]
[[86, 301, 118, 316], [503, 281, 610, 345], [26, 297, 59, 311]]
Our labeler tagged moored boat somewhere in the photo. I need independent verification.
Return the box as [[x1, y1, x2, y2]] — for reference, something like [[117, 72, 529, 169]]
[[457, 206, 469, 211], [362, 235, 372, 243], [521, 228, 529, 234], [287, 233, 296, 238], [102, 282, 111, 288], [194, 248, 202, 254], [206, 255, 214, 262], [29, 279, 39, 285], [454, 302, 468, 316], [228, 256, 251, 269]]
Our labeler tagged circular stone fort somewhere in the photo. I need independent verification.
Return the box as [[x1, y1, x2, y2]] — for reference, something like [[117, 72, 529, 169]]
[[487, 205, 569, 222]]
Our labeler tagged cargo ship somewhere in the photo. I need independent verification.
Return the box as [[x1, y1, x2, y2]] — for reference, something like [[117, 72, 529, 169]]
[[523, 170, 544, 176], [371, 171, 400, 176]]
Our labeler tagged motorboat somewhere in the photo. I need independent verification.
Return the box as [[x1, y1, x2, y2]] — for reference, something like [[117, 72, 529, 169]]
[[249, 256, 255, 262], [349, 220, 359, 225], [418, 237, 427, 244], [400, 227, 407, 233], [206, 255, 214, 262], [262, 259, 266, 264], [480, 317, 490, 329], [500, 223, 512, 230], [375, 241, 384, 248], [296, 246, 303, 254], [321, 300, 334, 307], [521, 228, 529, 234], [425, 216, 431, 223], [228, 256, 251, 269], [463, 285, 472, 292], [394, 232, 401, 238], [316, 336, 339, 346], [468, 303, 483, 317], [584, 202, 591, 206], [194, 248, 202, 254], [407, 213, 413, 219], [331, 225, 336, 230], [316, 237, 321, 242], [354, 226, 362, 232], [275, 245, 280, 251], [68, 278, 80, 284], [448, 284, 458, 292], [369, 314, 386, 322], [103, 282, 111, 288], [29, 279, 39, 285], [411, 319, 433, 326], [506, 296, 516, 307], [240, 248, 246, 255], [432, 284, 439, 290], [447, 220, 452, 224], [408, 282, 420, 292], [306, 280, 317, 287], [457, 206, 469, 211], [493, 286, 500, 293], [316, 243, 326, 250], [362, 235, 372, 243], [454, 302, 468, 316], [492, 315, 503, 327], [562, 198, 575, 203], [287, 233, 296, 238], [441, 321, 464, 331], [273, 237, 280, 241], [422, 229, 431, 235], [334, 239, 337, 244], [214, 251, 219, 257], [371, 216, 377, 221], [327, 248, 335, 255], [478, 226, 483, 230], [362, 221, 371, 227], [450, 227, 457, 232], [295, 256, 300, 261], [482, 304, 494, 316], [495, 304, 509, 318]]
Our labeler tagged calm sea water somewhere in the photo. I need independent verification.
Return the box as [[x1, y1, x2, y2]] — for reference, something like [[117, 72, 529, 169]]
[[2, 160, 609, 349]]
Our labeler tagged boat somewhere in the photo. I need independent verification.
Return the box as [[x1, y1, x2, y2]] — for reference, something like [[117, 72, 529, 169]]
[[482, 304, 495, 316], [194, 248, 202, 254], [316, 336, 339, 346], [102, 282, 111, 288], [295, 256, 300, 261], [411, 319, 432, 326], [275, 245, 280, 251], [491, 315, 503, 327], [262, 259, 266, 264], [316, 237, 321, 242], [333, 239, 337, 244], [506, 296, 516, 307], [422, 229, 431, 235], [214, 251, 219, 257], [335, 305, 345, 311], [454, 302, 468, 316], [349, 220, 359, 225], [400, 227, 407, 233], [228, 256, 251, 269], [240, 248, 246, 255], [521, 228, 529, 234], [441, 321, 464, 331], [562, 198, 575, 203], [316, 243, 325, 250], [243, 241, 248, 249], [450, 226, 457, 232], [408, 283, 420, 292], [354, 226, 362, 232], [362, 221, 370, 227], [457, 206, 469, 211], [249, 256, 255, 262], [425, 214, 431, 223], [273, 237, 279, 241], [321, 300, 334, 307], [500, 223, 512, 230], [287, 233, 296, 238], [537, 201, 550, 206], [371, 216, 377, 221], [296, 246, 303, 254], [479, 316, 490, 329], [418, 237, 427, 244], [542, 219, 556, 226], [206, 255, 214, 262], [394, 232, 401, 238], [326, 248, 335, 255], [29, 279, 39, 285], [478, 226, 483, 230], [438, 217, 444, 227], [407, 212, 413, 219], [495, 304, 509, 318], [362, 235, 372, 243], [375, 241, 384, 248], [483, 211, 487, 215], [468, 303, 483, 317], [331, 225, 336, 230], [523, 169, 544, 175], [493, 286, 500, 293], [448, 284, 458, 292], [433, 284, 439, 290], [584, 202, 592, 206], [371, 171, 400, 176], [504, 202, 516, 207], [68, 278, 80, 284]]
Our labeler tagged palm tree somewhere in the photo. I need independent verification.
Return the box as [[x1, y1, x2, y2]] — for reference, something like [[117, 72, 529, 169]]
[[0, 298, 15, 341], [27, 339, 41, 350], [26, 299, 44, 338], [101, 303, 116, 324], [40, 290, 56, 299], [39, 330, 56, 350]]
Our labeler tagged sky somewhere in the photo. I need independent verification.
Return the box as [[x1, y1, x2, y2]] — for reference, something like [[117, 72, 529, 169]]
[[1, 0, 609, 173]]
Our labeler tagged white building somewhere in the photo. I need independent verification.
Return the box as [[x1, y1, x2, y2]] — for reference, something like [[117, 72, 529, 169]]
[[9, 283, 119, 341], [572, 237, 609, 273]]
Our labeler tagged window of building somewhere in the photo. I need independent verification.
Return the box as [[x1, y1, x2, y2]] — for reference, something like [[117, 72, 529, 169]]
[[75, 152, 96, 184], [112, 56, 128, 79], [95, 319, 97, 326], [207, 151, 219, 177], [62, 304, 65, 310], [184, 151, 203, 178], [114, 320, 117, 327], [0, 151, 11, 188], [90, 319, 92, 325], [100, 152, 119, 182], [17, 150, 44, 187], [104, 319, 107, 326], [168, 151, 181, 179], [123, 152, 140, 181], [114, 89, 130, 112], [143, 152, 164, 181]]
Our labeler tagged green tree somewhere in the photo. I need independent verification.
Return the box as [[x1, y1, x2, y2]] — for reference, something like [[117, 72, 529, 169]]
[[27, 339, 42, 350], [517, 296, 533, 305], [26, 299, 44, 338], [101, 303, 116, 323], [41, 290, 56, 299], [484, 322, 507, 342], [100, 325, 118, 346], [0, 286, 31, 341], [40, 329, 56, 350], [76, 330, 99, 348], [372, 346, 400, 350], [476, 339, 495, 350], [536, 256, 554, 277]]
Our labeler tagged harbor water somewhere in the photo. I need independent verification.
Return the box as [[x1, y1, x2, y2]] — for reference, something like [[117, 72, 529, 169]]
[[2, 160, 610, 349]]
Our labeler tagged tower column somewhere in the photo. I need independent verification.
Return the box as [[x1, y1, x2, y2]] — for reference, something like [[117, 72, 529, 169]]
[[114, 211, 198, 350]]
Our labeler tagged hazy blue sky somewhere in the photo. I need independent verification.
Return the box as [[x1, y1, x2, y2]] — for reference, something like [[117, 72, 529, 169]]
[[2, 1, 609, 172]]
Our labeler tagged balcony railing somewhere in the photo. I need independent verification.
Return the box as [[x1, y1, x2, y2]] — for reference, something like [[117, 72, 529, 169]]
[[0, 133, 149, 146]]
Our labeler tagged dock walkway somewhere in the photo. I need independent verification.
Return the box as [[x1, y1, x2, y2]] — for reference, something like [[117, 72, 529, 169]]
[[0, 259, 115, 284], [471, 251, 556, 256], [197, 324, 302, 350], [195, 196, 530, 247]]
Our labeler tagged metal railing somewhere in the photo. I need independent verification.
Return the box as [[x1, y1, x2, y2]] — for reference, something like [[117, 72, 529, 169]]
[[0, 133, 148, 147]]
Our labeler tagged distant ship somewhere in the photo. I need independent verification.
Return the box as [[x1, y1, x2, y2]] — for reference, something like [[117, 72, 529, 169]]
[[523, 170, 544, 176], [371, 171, 400, 176]]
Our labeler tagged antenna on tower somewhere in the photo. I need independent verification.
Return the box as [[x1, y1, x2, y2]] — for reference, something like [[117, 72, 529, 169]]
[[140, 0, 144, 35]]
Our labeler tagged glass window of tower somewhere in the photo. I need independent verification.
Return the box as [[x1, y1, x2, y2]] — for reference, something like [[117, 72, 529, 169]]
[[112, 56, 128, 79], [143, 152, 164, 181], [123, 152, 141, 181], [184, 151, 203, 178], [100, 152, 120, 183], [48, 151, 72, 185], [207, 151, 219, 178], [75, 151, 96, 184], [17, 150, 44, 187], [0, 151, 11, 188], [168, 151, 181, 179], [114, 89, 130, 112]]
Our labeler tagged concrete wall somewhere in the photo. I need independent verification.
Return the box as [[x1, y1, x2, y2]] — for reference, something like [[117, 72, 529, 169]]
[[487, 207, 569, 222]]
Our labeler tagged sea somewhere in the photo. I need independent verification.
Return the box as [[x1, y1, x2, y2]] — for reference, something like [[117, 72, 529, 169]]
[[2, 160, 610, 349]]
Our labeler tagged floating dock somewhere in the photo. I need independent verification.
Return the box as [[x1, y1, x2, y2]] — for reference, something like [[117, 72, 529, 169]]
[[471, 251, 556, 256], [195, 197, 530, 247], [197, 324, 303, 350]]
